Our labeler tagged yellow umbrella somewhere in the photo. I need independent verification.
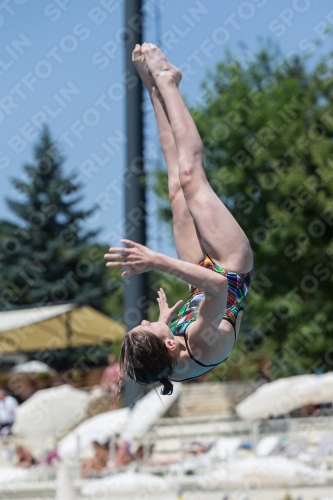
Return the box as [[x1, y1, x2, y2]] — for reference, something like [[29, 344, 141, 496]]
[[0, 303, 124, 354]]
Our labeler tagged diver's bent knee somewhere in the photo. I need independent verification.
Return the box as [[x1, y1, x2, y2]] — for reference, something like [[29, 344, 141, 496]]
[[178, 163, 201, 193]]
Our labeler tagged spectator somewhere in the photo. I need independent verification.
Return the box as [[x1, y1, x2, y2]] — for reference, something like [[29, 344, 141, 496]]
[[99, 354, 120, 393], [82, 441, 110, 478], [133, 443, 154, 462], [7, 373, 37, 403], [91, 354, 121, 410], [45, 449, 59, 465], [0, 389, 18, 434], [111, 441, 154, 467], [16, 445, 37, 468], [114, 440, 132, 468]]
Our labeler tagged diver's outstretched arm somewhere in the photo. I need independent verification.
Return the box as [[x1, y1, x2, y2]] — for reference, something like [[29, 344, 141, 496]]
[[105, 239, 227, 297]]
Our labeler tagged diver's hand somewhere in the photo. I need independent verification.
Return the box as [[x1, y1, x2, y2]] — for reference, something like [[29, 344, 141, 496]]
[[157, 288, 183, 325], [105, 239, 156, 277]]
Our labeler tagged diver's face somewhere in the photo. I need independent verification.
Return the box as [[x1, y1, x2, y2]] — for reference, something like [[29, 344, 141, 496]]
[[129, 321, 178, 356], [131, 320, 173, 340]]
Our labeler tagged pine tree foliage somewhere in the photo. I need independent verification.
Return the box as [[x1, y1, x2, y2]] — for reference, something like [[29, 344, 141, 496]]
[[0, 127, 119, 312]]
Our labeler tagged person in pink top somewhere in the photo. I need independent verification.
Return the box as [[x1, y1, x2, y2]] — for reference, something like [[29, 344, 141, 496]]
[[99, 354, 120, 393]]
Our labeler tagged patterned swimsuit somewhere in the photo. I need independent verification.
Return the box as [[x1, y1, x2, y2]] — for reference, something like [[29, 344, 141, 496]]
[[169, 254, 253, 380]]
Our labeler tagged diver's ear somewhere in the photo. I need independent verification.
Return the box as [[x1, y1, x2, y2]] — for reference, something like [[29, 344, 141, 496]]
[[165, 338, 176, 352]]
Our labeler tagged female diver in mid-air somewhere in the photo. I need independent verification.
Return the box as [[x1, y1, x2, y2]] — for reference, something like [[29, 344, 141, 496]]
[[104, 43, 254, 395]]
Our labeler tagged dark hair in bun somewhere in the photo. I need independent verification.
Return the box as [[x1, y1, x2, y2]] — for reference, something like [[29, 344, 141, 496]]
[[159, 377, 173, 395]]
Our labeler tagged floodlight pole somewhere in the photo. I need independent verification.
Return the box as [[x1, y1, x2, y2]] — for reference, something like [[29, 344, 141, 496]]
[[124, 0, 147, 408]]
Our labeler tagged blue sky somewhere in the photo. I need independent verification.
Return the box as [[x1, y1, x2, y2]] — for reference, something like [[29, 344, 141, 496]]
[[1, 0, 332, 258]]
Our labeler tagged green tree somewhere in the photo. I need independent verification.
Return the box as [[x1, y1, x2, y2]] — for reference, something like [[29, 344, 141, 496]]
[[154, 46, 333, 380], [0, 127, 122, 314]]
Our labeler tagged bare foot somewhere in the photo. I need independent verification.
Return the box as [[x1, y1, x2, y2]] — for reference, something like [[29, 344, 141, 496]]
[[141, 43, 182, 86], [132, 44, 156, 93]]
